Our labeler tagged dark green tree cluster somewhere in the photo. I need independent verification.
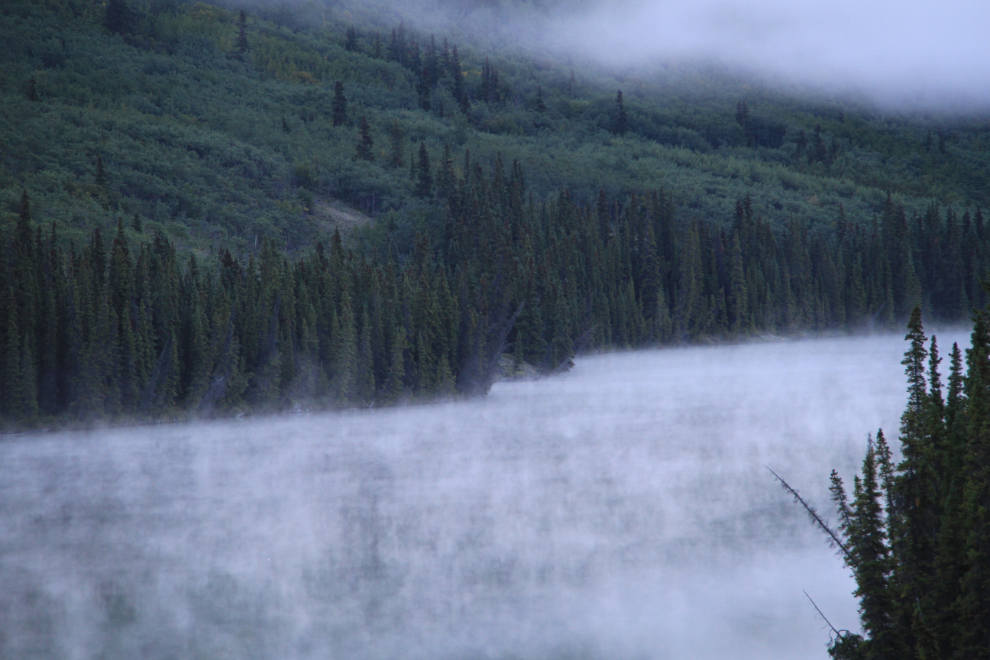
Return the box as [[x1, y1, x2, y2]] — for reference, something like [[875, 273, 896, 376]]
[[332, 81, 348, 127], [0, 189, 524, 425], [814, 307, 990, 660], [235, 10, 249, 58], [103, 0, 129, 35], [614, 90, 628, 136], [377, 23, 469, 115], [430, 148, 988, 359], [3, 143, 987, 427], [479, 58, 504, 106]]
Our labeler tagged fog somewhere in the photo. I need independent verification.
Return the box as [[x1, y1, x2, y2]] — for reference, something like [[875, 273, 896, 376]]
[[0, 331, 972, 659], [540, 0, 990, 109], [358, 0, 990, 111]]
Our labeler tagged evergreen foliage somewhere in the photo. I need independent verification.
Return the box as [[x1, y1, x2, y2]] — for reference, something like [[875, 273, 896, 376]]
[[3, 0, 988, 256], [415, 142, 432, 198], [1, 0, 989, 429], [792, 309, 990, 659], [388, 120, 405, 169], [235, 10, 249, 57], [104, 0, 129, 35], [613, 90, 628, 136], [355, 115, 374, 162], [332, 81, 348, 127], [26, 76, 39, 102]]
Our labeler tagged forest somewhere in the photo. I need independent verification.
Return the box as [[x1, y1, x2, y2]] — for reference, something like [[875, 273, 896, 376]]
[[775, 309, 990, 660], [1, 0, 989, 426]]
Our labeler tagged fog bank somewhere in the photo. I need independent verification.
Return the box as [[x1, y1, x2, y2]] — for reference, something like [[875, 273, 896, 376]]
[[374, 0, 990, 111], [0, 331, 972, 659], [541, 0, 990, 109]]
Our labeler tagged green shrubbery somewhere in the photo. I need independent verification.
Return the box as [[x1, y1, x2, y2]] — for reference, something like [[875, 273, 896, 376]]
[[2, 0, 989, 426]]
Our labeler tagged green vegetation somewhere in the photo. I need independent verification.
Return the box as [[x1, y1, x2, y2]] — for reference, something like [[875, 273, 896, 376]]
[[1, 0, 989, 426], [780, 309, 990, 660]]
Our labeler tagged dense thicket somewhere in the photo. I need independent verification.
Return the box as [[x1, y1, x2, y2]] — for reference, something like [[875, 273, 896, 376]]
[[4, 167, 988, 425], [2, 0, 989, 426], [789, 309, 990, 660]]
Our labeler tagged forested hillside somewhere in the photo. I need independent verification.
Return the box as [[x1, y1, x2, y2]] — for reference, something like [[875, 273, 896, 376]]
[[1, 0, 989, 426]]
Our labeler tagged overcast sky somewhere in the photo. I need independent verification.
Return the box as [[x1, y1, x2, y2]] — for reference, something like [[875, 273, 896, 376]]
[[465, 0, 990, 110]]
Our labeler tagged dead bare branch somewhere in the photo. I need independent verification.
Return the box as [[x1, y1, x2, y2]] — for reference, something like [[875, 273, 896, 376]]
[[766, 465, 852, 563], [805, 590, 840, 636]]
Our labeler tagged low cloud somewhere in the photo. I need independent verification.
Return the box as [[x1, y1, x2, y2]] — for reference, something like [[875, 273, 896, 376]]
[[557, 0, 990, 108], [422, 0, 990, 110]]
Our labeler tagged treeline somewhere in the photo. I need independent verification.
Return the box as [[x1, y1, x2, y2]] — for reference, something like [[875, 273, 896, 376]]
[[788, 309, 990, 660], [2, 150, 988, 426], [2, 193, 492, 424]]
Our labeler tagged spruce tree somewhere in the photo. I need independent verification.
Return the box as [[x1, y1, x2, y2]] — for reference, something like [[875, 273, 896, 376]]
[[613, 90, 628, 136], [729, 233, 748, 332], [957, 311, 990, 657], [235, 10, 249, 57], [355, 306, 375, 403], [435, 143, 455, 200], [929, 340, 968, 658], [795, 129, 807, 159], [735, 99, 749, 128], [535, 86, 546, 114], [344, 26, 359, 52], [95, 157, 107, 189], [415, 142, 432, 198], [388, 120, 404, 169], [849, 436, 899, 658], [26, 76, 39, 102], [355, 116, 374, 162], [18, 330, 39, 422], [896, 306, 940, 622], [3, 287, 24, 420], [332, 81, 348, 127], [449, 46, 469, 114], [383, 324, 406, 403], [330, 294, 357, 401]]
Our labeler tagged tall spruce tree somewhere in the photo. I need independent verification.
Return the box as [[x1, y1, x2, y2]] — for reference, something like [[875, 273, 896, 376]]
[[332, 82, 348, 127], [355, 116, 374, 161], [26, 76, 39, 102], [388, 120, 404, 169], [235, 10, 249, 57], [344, 26, 359, 52], [613, 90, 628, 136], [415, 142, 432, 198], [958, 311, 990, 658]]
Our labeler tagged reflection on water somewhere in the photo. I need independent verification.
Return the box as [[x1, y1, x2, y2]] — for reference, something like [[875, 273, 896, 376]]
[[0, 332, 970, 659]]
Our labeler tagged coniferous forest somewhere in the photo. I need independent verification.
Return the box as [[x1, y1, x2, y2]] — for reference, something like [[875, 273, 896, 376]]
[[776, 308, 990, 660], [2, 0, 990, 427]]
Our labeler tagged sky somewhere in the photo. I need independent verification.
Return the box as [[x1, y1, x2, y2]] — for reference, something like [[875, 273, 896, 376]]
[[427, 0, 990, 110]]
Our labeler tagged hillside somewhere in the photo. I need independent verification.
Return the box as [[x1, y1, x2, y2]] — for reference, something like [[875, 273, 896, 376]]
[[1, 0, 989, 426], [3, 0, 988, 256]]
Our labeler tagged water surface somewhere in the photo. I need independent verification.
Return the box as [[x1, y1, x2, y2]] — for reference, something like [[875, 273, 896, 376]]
[[0, 331, 969, 659]]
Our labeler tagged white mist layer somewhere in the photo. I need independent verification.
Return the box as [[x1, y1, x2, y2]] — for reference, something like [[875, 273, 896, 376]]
[[466, 0, 990, 109], [0, 331, 972, 659]]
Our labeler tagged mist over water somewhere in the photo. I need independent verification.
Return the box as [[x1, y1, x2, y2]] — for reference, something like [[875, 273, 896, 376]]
[[0, 331, 972, 659]]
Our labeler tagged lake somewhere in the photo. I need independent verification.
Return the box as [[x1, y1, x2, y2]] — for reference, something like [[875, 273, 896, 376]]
[[0, 330, 971, 659]]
